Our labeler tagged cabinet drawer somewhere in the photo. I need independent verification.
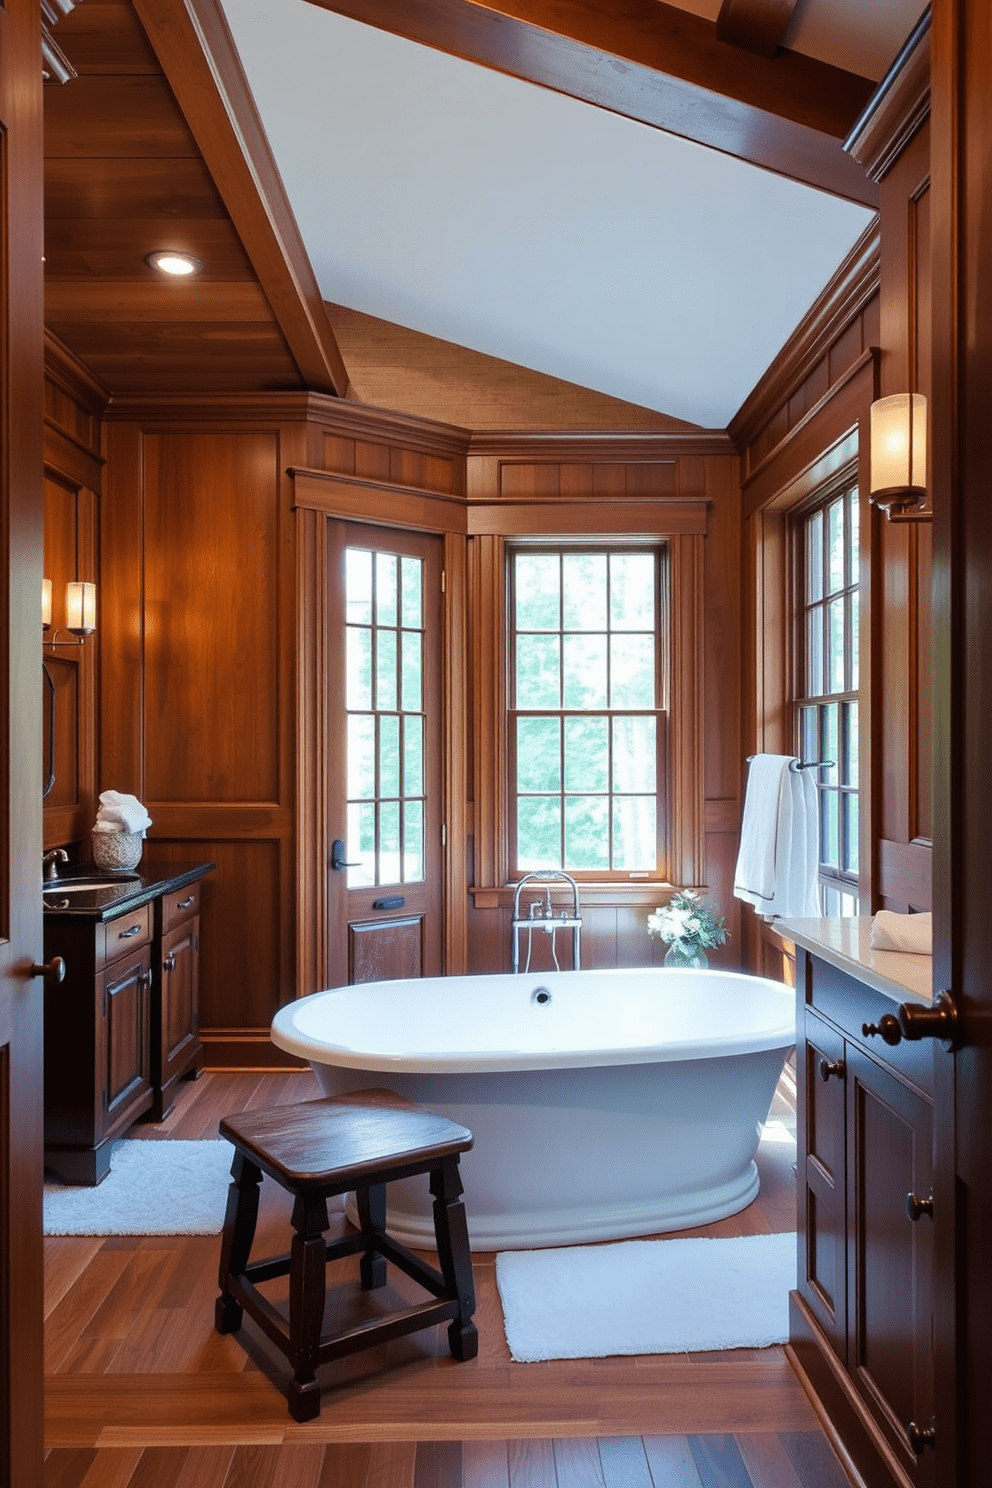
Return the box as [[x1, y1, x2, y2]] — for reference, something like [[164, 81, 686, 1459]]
[[802, 951, 933, 1097], [162, 881, 202, 932], [96, 903, 152, 970]]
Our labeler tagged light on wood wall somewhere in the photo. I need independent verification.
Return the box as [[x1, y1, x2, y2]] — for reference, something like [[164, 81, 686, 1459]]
[[44, 579, 97, 641], [869, 393, 931, 521]]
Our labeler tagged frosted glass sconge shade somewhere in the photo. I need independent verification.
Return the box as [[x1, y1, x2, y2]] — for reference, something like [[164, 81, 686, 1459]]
[[869, 393, 927, 512], [65, 581, 97, 636], [42, 578, 52, 630]]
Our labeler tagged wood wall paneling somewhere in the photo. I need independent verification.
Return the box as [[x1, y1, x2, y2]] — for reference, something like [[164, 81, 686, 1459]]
[[142, 431, 280, 803]]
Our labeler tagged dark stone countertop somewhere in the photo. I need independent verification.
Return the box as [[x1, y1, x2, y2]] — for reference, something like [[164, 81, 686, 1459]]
[[42, 860, 216, 922]]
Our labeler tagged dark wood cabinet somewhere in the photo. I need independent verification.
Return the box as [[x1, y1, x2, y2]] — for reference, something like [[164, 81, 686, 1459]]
[[791, 943, 935, 1488], [151, 880, 204, 1119], [44, 902, 155, 1184], [44, 862, 213, 1183]]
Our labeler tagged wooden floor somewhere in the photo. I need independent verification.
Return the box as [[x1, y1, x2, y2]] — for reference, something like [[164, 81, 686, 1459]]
[[43, 1065, 852, 1488]]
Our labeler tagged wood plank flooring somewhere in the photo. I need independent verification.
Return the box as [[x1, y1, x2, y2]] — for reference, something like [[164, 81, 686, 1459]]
[[43, 1063, 853, 1487]]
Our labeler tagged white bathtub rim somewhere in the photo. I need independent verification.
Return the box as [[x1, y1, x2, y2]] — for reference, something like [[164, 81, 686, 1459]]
[[270, 967, 795, 1074], [343, 1160, 762, 1250]]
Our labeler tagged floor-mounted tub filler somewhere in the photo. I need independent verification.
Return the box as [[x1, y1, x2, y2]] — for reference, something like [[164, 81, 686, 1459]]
[[270, 967, 795, 1250]]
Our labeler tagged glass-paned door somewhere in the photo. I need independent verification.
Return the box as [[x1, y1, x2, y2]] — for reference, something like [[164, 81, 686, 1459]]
[[327, 523, 442, 985]]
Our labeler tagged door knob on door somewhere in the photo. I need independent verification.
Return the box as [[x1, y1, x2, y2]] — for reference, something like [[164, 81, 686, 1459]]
[[30, 956, 65, 983], [330, 839, 360, 871]]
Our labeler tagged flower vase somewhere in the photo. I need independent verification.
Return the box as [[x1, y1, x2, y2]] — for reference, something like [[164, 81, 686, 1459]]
[[663, 943, 708, 969]]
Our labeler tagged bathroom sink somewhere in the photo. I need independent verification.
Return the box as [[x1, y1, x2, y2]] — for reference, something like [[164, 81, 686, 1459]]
[[43, 875, 141, 894]]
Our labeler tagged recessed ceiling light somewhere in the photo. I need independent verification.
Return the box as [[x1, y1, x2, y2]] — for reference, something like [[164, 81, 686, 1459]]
[[145, 250, 203, 277]]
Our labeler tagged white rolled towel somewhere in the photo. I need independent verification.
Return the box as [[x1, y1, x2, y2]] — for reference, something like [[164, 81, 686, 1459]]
[[95, 789, 153, 836], [870, 910, 932, 954]]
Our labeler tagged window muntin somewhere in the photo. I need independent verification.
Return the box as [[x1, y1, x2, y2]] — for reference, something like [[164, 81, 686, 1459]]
[[797, 485, 859, 914], [345, 547, 425, 887], [508, 547, 665, 877]]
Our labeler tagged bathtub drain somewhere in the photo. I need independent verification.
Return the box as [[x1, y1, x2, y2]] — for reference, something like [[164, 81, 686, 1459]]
[[531, 987, 552, 1006]]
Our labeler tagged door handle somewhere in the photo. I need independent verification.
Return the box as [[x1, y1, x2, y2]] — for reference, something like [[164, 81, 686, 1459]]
[[30, 956, 66, 983], [864, 991, 960, 1050], [330, 839, 360, 871]]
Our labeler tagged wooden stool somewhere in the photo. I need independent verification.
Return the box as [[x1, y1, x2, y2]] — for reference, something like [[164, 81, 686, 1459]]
[[214, 1087, 478, 1421]]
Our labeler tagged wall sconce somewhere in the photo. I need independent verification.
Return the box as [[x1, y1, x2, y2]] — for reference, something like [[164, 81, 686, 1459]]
[[42, 579, 96, 798], [44, 578, 97, 643], [869, 393, 931, 522]]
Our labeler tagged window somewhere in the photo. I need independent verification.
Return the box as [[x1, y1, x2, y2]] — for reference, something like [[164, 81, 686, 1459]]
[[507, 546, 667, 878], [345, 546, 426, 887], [796, 484, 859, 915]]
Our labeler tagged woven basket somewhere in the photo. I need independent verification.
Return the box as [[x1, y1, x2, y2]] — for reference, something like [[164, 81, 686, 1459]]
[[91, 829, 143, 871]]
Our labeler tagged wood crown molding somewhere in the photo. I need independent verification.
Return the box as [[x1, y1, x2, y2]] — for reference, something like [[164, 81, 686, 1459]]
[[44, 328, 111, 417], [304, 0, 877, 205], [131, 0, 350, 397], [844, 10, 930, 183], [102, 389, 470, 460], [468, 431, 735, 460], [729, 220, 880, 452]]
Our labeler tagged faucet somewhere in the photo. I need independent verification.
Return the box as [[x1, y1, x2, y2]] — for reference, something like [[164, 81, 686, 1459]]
[[43, 848, 68, 882], [511, 870, 582, 973]]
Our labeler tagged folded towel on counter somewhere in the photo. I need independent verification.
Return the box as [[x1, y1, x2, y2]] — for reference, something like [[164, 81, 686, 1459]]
[[95, 790, 152, 836], [870, 910, 932, 954], [734, 755, 821, 920]]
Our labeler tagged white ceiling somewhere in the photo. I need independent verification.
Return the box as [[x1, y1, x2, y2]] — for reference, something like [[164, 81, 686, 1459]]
[[219, 0, 925, 427]]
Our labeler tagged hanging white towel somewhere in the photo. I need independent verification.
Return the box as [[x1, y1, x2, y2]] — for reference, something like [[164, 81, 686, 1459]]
[[734, 755, 821, 920]]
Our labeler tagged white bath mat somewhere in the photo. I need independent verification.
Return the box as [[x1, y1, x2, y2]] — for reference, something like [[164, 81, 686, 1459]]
[[495, 1230, 795, 1362], [44, 1140, 234, 1236]]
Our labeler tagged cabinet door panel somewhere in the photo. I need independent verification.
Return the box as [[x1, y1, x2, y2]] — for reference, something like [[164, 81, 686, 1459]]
[[800, 1012, 847, 1357], [847, 1046, 934, 1483], [102, 951, 150, 1123], [162, 918, 198, 1064]]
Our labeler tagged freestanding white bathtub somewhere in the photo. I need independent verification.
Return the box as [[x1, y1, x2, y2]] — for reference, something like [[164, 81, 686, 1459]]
[[270, 967, 794, 1250]]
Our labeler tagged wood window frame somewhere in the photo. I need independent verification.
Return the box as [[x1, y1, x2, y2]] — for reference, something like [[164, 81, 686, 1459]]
[[505, 541, 670, 884], [790, 468, 861, 907], [470, 517, 707, 904]]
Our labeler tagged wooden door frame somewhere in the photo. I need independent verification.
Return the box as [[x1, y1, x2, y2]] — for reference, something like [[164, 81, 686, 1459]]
[[0, 0, 46, 1482], [293, 471, 468, 995], [930, 1, 992, 1482]]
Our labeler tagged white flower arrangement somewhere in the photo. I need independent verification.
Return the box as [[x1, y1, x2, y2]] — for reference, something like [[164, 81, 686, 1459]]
[[646, 889, 728, 958]]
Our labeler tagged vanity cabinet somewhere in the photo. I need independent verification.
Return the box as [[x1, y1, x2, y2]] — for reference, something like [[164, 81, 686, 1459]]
[[44, 902, 155, 1185], [43, 862, 214, 1183], [792, 943, 935, 1488]]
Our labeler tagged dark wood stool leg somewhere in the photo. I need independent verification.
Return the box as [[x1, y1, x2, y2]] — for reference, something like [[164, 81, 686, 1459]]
[[214, 1150, 262, 1335], [356, 1181, 388, 1290], [430, 1156, 478, 1362], [287, 1190, 330, 1423]]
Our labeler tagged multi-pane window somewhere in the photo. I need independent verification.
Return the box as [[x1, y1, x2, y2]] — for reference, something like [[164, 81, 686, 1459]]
[[797, 485, 859, 915], [345, 548, 425, 888], [508, 547, 665, 877]]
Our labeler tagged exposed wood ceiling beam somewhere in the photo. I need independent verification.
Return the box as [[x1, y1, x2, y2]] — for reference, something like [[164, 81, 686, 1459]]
[[132, 0, 350, 397], [716, 0, 801, 60], [302, 0, 878, 206]]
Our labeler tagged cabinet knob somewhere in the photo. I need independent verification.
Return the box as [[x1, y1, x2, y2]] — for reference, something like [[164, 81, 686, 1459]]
[[163, 953, 176, 974], [907, 1420, 936, 1454], [818, 1057, 846, 1082], [906, 1192, 934, 1222], [30, 956, 65, 984], [862, 1015, 903, 1045]]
